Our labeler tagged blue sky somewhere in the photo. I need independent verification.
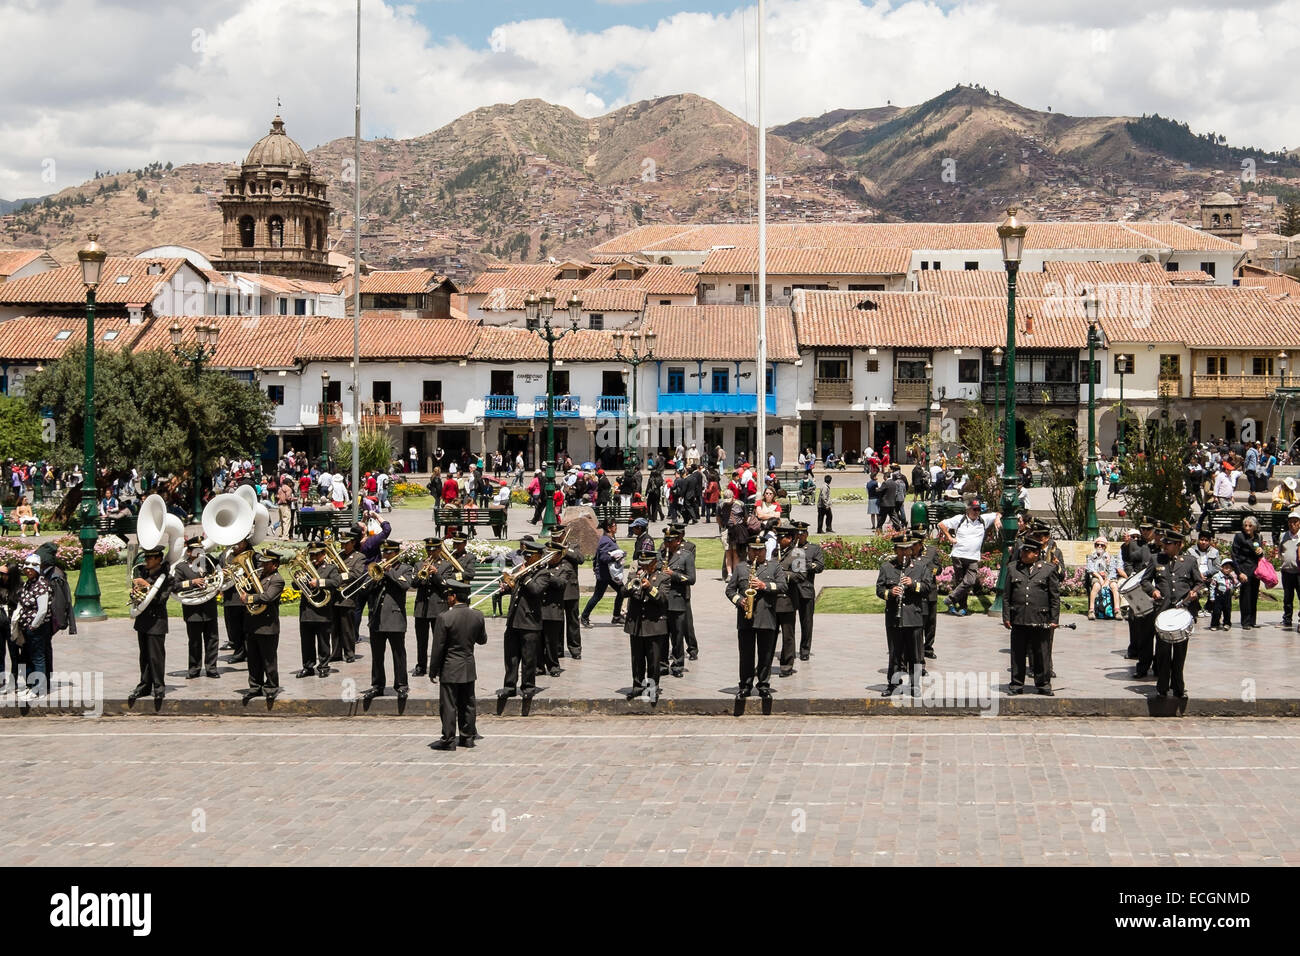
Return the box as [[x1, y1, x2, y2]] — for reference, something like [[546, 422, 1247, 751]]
[[412, 1, 739, 44]]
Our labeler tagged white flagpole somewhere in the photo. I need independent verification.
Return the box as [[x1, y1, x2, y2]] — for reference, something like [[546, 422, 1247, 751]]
[[755, 0, 767, 478], [351, 0, 362, 522]]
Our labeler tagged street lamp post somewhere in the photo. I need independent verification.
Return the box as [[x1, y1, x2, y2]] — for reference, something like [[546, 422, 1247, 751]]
[[612, 327, 656, 474], [320, 370, 331, 472], [990, 207, 1027, 615], [525, 290, 581, 538], [170, 321, 220, 519], [73, 235, 106, 622], [1083, 291, 1101, 539]]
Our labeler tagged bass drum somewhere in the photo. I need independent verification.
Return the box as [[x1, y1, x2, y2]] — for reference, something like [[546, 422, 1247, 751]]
[[1155, 607, 1194, 644]]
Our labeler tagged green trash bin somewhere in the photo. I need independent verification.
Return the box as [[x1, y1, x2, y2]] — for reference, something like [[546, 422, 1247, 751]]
[[910, 500, 929, 530]]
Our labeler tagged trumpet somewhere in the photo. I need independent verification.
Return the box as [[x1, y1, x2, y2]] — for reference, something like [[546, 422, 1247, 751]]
[[500, 550, 552, 591], [321, 540, 350, 582], [288, 551, 332, 608]]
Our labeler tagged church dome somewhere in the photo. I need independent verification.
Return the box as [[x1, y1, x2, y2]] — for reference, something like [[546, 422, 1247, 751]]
[[244, 115, 309, 167]]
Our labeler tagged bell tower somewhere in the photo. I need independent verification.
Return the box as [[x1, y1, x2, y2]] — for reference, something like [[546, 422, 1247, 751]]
[[213, 115, 336, 281]]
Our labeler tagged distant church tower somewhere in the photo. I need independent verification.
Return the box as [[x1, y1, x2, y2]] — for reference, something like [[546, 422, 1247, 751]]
[[1200, 191, 1244, 244], [212, 115, 336, 281]]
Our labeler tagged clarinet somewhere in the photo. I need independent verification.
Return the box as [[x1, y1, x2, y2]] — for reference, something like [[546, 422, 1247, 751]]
[[896, 552, 912, 626]]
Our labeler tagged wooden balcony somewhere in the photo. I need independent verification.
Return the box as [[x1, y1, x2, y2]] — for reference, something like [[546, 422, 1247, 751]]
[[893, 378, 929, 403], [315, 401, 342, 424], [980, 382, 1081, 405], [1190, 373, 1290, 399], [814, 377, 853, 403], [361, 401, 401, 424], [419, 400, 444, 423], [1157, 375, 1182, 397]]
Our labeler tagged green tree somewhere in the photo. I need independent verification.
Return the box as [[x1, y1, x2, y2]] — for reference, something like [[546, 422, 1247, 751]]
[[136, 187, 147, 202], [1120, 403, 1191, 529], [22, 347, 271, 476], [1026, 414, 1090, 539], [1281, 201, 1300, 237], [953, 400, 1004, 504], [0, 395, 45, 460]]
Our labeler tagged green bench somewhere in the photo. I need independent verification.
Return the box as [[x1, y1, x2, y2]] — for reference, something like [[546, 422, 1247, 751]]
[[296, 508, 353, 542], [434, 506, 508, 539], [95, 514, 139, 538]]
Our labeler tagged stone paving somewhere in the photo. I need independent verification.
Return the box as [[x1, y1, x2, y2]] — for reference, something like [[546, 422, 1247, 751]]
[[1, 716, 1295, 865]]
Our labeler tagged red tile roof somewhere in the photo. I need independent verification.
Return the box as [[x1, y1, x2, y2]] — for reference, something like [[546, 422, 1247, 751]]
[[699, 246, 911, 276], [467, 262, 696, 298], [1098, 286, 1300, 347], [0, 314, 146, 360], [794, 292, 1087, 349], [0, 257, 189, 306], [0, 249, 52, 280], [468, 327, 619, 362], [355, 268, 449, 294], [640, 306, 799, 361], [594, 220, 1245, 256], [480, 286, 648, 313], [301, 316, 481, 361], [915, 261, 1214, 296], [131, 314, 319, 369]]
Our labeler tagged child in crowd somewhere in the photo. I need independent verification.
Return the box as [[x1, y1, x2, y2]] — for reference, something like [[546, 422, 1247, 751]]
[[1207, 557, 1238, 630]]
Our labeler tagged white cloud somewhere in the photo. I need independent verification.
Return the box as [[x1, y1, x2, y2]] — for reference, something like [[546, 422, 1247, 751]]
[[1, 0, 1297, 197]]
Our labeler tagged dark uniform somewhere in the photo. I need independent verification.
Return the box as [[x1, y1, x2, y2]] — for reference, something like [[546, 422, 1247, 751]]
[[664, 534, 696, 675], [793, 525, 824, 660], [875, 534, 934, 695], [365, 545, 414, 698], [624, 558, 671, 700], [129, 551, 171, 701], [331, 537, 366, 663], [219, 541, 251, 662], [725, 544, 786, 697], [428, 584, 488, 749], [414, 540, 478, 676], [916, 542, 940, 659], [500, 545, 548, 698], [171, 543, 219, 677], [297, 550, 340, 677], [538, 554, 567, 676], [1153, 534, 1202, 698], [1001, 540, 1059, 694], [556, 538, 584, 659], [243, 553, 285, 699], [1122, 528, 1157, 659], [773, 528, 802, 676]]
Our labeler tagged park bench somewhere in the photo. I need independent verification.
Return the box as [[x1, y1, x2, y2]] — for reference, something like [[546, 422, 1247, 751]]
[[95, 514, 139, 538], [434, 505, 508, 539], [1204, 509, 1290, 539], [296, 508, 354, 542]]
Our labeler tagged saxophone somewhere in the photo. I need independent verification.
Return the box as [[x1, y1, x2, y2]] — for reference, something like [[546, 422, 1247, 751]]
[[743, 565, 760, 620]]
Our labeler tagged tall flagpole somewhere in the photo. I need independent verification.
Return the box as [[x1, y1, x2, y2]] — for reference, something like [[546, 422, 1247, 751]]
[[351, 0, 362, 523], [755, 0, 767, 477]]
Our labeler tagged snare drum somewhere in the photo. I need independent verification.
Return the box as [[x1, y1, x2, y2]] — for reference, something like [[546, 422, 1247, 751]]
[[1155, 607, 1194, 644], [1120, 570, 1155, 619]]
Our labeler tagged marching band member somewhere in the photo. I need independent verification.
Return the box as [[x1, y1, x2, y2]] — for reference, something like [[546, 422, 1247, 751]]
[[791, 521, 824, 662], [172, 536, 220, 679], [330, 529, 366, 664], [295, 544, 340, 679], [624, 553, 671, 703], [1152, 530, 1202, 699], [876, 531, 933, 696], [726, 538, 785, 701], [1002, 536, 1059, 696], [240, 549, 286, 704], [128, 545, 171, 704], [364, 540, 414, 702], [499, 540, 549, 700], [219, 536, 252, 664], [428, 579, 488, 751], [663, 528, 696, 677]]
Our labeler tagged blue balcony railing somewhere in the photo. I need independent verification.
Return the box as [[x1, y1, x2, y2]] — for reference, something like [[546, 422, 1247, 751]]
[[533, 394, 581, 418], [484, 394, 518, 417], [596, 394, 628, 415], [657, 392, 776, 415]]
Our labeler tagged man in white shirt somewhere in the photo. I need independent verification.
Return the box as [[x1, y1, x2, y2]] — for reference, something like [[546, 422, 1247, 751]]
[[939, 499, 1000, 615], [318, 470, 333, 495], [375, 470, 390, 511], [1212, 468, 1235, 508], [409, 446, 419, 473]]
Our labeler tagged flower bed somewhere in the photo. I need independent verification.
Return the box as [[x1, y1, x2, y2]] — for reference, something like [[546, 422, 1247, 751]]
[[390, 482, 428, 498], [0, 535, 123, 570]]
